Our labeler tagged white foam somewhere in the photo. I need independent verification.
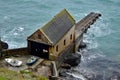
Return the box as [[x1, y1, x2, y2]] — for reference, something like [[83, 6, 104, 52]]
[[83, 18, 112, 49], [67, 72, 87, 80], [7, 41, 26, 49], [1, 26, 27, 49], [13, 32, 18, 36], [18, 27, 24, 32], [4, 16, 9, 20]]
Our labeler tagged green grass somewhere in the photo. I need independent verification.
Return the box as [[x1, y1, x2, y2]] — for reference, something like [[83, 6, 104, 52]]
[[0, 68, 23, 80], [0, 68, 48, 80], [20, 70, 32, 74], [0, 76, 7, 80]]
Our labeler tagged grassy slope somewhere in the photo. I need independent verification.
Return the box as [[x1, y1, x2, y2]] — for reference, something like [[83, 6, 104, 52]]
[[0, 68, 48, 80]]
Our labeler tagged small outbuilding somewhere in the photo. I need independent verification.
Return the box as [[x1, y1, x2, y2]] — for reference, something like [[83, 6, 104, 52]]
[[27, 9, 75, 60]]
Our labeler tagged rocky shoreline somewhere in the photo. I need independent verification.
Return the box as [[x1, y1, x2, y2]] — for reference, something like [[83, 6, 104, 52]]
[[1, 40, 120, 80], [59, 48, 120, 80]]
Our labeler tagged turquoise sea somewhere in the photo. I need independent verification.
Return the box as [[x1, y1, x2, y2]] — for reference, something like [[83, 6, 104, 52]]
[[0, 0, 120, 79]]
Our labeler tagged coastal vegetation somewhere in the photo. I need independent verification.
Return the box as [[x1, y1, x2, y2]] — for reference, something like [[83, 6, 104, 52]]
[[0, 68, 48, 80]]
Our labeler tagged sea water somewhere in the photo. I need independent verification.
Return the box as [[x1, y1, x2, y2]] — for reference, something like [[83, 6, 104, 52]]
[[0, 0, 120, 80]]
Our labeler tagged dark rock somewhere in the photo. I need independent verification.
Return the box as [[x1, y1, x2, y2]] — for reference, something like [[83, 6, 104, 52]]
[[79, 42, 86, 49], [107, 71, 120, 80], [64, 53, 81, 67], [61, 63, 71, 69], [0, 41, 8, 49], [59, 69, 68, 77]]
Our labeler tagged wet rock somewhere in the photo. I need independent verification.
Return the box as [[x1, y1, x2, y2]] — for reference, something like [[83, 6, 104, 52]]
[[61, 63, 71, 69], [66, 49, 120, 80], [64, 53, 81, 67], [107, 71, 120, 80], [0, 41, 8, 49], [79, 42, 86, 49], [59, 69, 68, 77]]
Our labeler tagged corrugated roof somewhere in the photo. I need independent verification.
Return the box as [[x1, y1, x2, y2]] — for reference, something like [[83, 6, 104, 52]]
[[41, 9, 75, 45]]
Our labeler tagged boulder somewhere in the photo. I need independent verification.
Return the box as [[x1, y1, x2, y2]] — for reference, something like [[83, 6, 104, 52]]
[[79, 42, 86, 49], [64, 53, 81, 67], [61, 63, 71, 69], [59, 69, 68, 77], [0, 41, 8, 49]]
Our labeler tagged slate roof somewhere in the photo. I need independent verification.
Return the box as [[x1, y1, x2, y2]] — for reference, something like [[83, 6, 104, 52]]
[[41, 9, 75, 45]]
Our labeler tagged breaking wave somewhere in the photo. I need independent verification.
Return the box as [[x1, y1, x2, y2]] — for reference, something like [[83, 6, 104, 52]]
[[65, 48, 120, 80], [2, 26, 27, 48], [83, 17, 112, 49], [66, 12, 117, 80]]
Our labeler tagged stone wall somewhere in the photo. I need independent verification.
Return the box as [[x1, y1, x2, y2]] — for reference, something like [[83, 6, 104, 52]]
[[55, 42, 74, 69], [1, 47, 28, 57]]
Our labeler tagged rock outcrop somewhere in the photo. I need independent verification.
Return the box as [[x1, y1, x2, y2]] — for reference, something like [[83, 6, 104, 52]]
[[64, 53, 81, 67], [0, 41, 8, 50]]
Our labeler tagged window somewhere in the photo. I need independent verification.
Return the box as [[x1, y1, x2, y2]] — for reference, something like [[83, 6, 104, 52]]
[[70, 34, 72, 40], [56, 45, 58, 52], [38, 34, 41, 39], [64, 40, 66, 45], [38, 32, 42, 39]]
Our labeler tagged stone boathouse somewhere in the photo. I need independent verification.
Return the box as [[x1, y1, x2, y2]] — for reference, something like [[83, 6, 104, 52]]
[[27, 9, 76, 61]]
